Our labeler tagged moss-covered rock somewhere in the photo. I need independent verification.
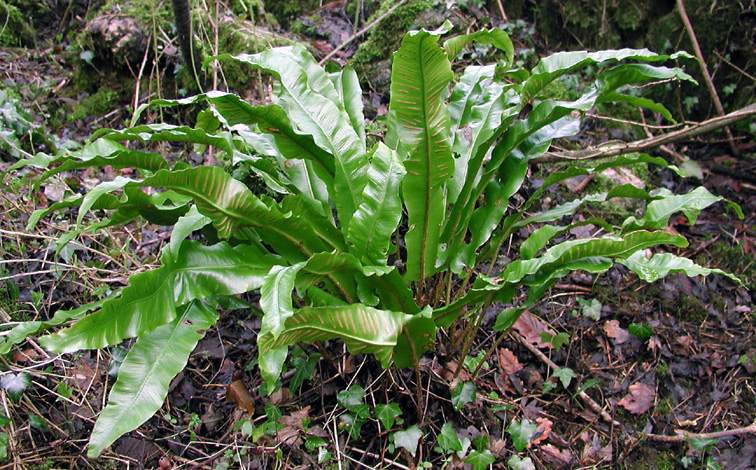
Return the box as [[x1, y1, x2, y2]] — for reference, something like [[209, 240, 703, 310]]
[[264, 0, 320, 29], [0, 0, 48, 47]]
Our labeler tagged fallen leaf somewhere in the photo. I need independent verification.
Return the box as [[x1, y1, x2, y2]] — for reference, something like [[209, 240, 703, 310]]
[[647, 336, 662, 353], [603, 320, 630, 345], [438, 359, 471, 382], [532, 418, 553, 445], [539, 444, 573, 469], [514, 311, 557, 349], [279, 406, 310, 430], [278, 409, 309, 448], [226, 380, 255, 414], [498, 348, 523, 377], [617, 382, 655, 415], [69, 361, 98, 391], [580, 432, 612, 465], [12, 348, 40, 364]]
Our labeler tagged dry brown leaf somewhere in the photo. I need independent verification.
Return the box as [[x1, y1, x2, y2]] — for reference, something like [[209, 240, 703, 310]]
[[69, 361, 98, 391], [279, 406, 310, 430], [647, 335, 662, 353], [12, 348, 40, 364], [539, 444, 573, 469], [438, 359, 471, 382], [580, 432, 612, 465], [603, 320, 630, 345], [513, 311, 557, 348], [226, 380, 255, 414], [498, 348, 523, 377], [531, 418, 553, 446], [278, 407, 311, 448], [617, 382, 655, 415]]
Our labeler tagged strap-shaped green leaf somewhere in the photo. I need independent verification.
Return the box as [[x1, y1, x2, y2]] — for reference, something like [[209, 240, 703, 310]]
[[258, 304, 412, 388], [347, 143, 406, 264], [0, 296, 111, 355], [520, 218, 614, 260], [443, 27, 514, 66], [388, 27, 455, 281], [215, 46, 368, 229], [39, 141, 169, 181], [331, 65, 366, 149], [96, 124, 239, 157], [260, 263, 306, 342], [39, 241, 275, 353], [522, 49, 694, 104], [622, 186, 742, 233], [501, 231, 688, 285], [87, 299, 218, 458], [203, 91, 335, 175], [139, 167, 331, 262], [620, 251, 742, 284]]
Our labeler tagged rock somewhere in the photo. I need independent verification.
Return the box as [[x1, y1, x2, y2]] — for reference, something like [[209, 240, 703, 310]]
[[87, 14, 149, 67]]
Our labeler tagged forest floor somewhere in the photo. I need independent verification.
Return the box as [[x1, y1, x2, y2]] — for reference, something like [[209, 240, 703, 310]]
[[1, 2, 756, 469]]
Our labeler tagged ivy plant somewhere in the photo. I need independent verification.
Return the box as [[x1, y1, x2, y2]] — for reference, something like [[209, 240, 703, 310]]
[[2, 22, 741, 457]]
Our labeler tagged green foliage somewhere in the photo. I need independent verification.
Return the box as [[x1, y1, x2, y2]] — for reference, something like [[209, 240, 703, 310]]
[[3, 21, 740, 457], [0, 89, 37, 159], [507, 418, 538, 452]]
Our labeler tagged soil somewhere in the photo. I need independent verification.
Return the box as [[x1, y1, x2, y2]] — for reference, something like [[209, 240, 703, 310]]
[[1, 1, 755, 469]]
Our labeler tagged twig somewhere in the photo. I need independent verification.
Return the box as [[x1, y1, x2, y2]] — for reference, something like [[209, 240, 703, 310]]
[[319, 0, 409, 65], [645, 421, 756, 443], [676, 0, 738, 155], [532, 102, 756, 164], [712, 50, 756, 82], [511, 331, 621, 426], [495, 0, 508, 21]]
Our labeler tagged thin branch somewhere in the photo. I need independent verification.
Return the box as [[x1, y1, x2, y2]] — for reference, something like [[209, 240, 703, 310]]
[[319, 0, 409, 65], [645, 421, 756, 443], [676, 0, 738, 155], [532, 102, 756, 164]]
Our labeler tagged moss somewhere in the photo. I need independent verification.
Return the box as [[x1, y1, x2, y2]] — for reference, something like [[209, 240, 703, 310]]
[[0, 0, 38, 46], [699, 242, 756, 290], [625, 446, 683, 470], [656, 360, 668, 379], [352, 0, 435, 67], [70, 87, 122, 122], [265, 0, 320, 29], [212, 17, 297, 92]]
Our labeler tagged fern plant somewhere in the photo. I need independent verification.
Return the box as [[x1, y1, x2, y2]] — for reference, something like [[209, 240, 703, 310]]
[[2, 22, 741, 457]]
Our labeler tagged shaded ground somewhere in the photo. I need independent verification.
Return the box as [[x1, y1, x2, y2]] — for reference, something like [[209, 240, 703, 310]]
[[1, 1, 756, 469]]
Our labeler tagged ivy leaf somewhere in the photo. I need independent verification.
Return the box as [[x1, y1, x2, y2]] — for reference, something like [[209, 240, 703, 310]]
[[374, 403, 402, 431], [466, 449, 495, 470], [392, 425, 423, 457], [540, 331, 570, 351], [337, 385, 365, 411], [289, 348, 320, 395], [437, 422, 463, 453], [629, 323, 653, 340], [508, 455, 536, 470], [576, 297, 602, 320], [451, 381, 476, 411], [1, 372, 31, 401], [553, 367, 576, 389], [0, 432, 8, 460], [690, 437, 719, 451], [508, 418, 537, 452]]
